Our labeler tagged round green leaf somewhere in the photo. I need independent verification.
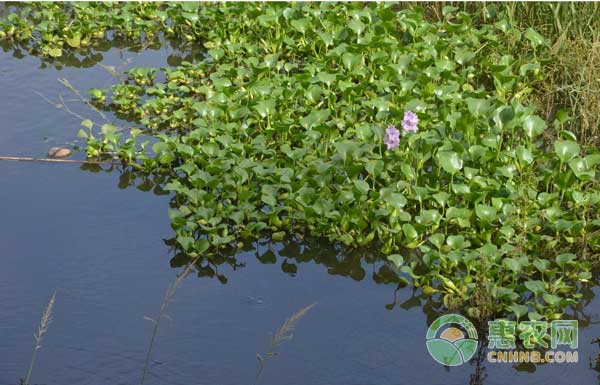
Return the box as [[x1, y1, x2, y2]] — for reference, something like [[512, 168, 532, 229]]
[[387, 254, 404, 269], [554, 140, 580, 162], [522, 115, 546, 138], [436, 151, 463, 174]]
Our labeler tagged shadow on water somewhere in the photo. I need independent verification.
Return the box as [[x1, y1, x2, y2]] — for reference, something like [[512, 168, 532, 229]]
[[133, 251, 600, 385], [82, 161, 600, 308], [75, 161, 600, 384]]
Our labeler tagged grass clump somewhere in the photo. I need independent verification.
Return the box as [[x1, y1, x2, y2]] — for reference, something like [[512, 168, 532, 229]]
[[2, 3, 599, 319], [507, 2, 600, 147], [447, 2, 600, 147]]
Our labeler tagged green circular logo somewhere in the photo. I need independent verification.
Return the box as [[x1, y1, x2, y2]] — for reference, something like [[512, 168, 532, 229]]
[[426, 314, 478, 366]]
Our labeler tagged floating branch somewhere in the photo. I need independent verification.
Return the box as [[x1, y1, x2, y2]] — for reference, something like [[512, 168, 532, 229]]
[[0, 156, 117, 165]]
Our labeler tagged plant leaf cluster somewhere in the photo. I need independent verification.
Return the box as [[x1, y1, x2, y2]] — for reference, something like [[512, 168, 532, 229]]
[[4, 2, 599, 319]]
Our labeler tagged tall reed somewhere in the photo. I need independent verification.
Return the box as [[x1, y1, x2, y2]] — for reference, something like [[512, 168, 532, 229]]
[[255, 303, 316, 385], [140, 259, 199, 385]]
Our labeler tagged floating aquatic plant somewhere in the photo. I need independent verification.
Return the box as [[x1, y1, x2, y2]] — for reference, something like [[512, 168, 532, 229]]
[[3, 2, 600, 319]]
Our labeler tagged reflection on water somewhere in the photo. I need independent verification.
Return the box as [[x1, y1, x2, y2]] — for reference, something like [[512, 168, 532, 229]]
[[0, 32, 202, 74], [0, 23, 599, 385]]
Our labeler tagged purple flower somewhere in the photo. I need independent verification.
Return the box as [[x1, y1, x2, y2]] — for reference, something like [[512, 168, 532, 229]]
[[384, 124, 400, 150], [402, 111, 419, 133]]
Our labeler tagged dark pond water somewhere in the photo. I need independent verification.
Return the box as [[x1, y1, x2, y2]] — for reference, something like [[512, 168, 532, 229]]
[[1, 41, 599, 385]]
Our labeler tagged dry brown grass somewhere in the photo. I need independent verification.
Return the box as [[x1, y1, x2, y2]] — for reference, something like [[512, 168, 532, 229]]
[[404, 2, 600, 147], [536, 37, 600, 146]]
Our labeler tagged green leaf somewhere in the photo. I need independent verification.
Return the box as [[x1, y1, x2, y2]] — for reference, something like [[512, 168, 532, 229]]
[[348, 18, 365, 35], [569, 157, 595, 180], [503, 258, 522, 273], [149, 140, 171, 157], [416, 210, 441, 226], [446, 235, 465, 249], [524, 280, 545, 295], [272, 231, 285, 241], [401, 163, 416, 180], [533, 258, 550, 273], [290, 17, 310, 34], [317, 31, 334, 46], [81, 119, 93, 130], [177, 236, 195, 251], [432, 192, 450, 207], [516, 146, 533, 165], [429, 233, 445, 249], [261, 193, 277, 207], [584, 154, 600, 167], [524, 28, 545, 47], [194, 239, 210, 253], [353, 179, 370, 195], [402, 223, 418, 240], [253, 99, 276, 118], [475, 204, 497, 223], [436, 151, 463, 174], [492, 106, 514, 129], [522, 115, 547, 138], [556, 253, 576, 268], [48, 47, 62, 57], [208, 48, 225, 60], [554, 140, 580, 162], [66, 35, 81, 48], [468, 145, 487, 159], [543, 293, 560, 306], [390, 194, 408, 210], [528, 312, 543, 321], [264, 53, 280, 68], [405, 98, 427, 113], [387, 254, 404, 269], [482, 135, 499, 149], [508, 304, 528, 318], [101, 124, 117, 135], [454, 48, 475, 65], [466, 98, 491, 117], [317, 72, 337, 85], [342, 52, 361, 71], [300, 109, 330, 129], [519, 62, 540, 76]]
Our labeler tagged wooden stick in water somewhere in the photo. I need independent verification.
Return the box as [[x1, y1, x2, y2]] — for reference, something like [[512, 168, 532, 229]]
[[0, 155, 117, 165]]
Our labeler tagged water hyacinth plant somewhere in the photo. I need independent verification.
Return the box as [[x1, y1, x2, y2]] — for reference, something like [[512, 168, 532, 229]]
[[3, 2, 599, 320]]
